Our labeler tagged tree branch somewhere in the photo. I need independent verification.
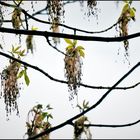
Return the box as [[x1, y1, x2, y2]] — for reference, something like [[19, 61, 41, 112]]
[[0, 51, 139, 91], [86, 119, 140, 128], [69, 119, 140, 128], [29, 61, 140, 139], [0, 27, 140, 42]]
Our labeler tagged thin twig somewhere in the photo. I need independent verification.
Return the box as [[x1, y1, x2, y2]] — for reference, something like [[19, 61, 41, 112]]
[[46, 37, 68, 56]]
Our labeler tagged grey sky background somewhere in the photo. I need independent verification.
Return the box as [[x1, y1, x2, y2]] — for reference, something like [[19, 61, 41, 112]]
[[0, 1, 140, 139]]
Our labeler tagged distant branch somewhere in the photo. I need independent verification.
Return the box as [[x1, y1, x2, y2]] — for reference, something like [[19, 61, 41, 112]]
[[29, 62, 140, 139], [0, 51, 139, 91]]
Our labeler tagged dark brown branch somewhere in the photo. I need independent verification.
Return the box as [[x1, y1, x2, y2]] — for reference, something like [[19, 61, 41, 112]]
[[86, 119, 140, 128], [0, 51, 139, 91], [0, 27, 140, 42], [80, 82, 140, 90], [0, 1, 121, 34], [29, 62, 140, 139], [69, 119, 140, 128]]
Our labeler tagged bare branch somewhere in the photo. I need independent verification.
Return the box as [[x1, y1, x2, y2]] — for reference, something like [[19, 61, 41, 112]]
[[1, 27, 140, 42], [80, 82, 140, 90], [29, 61, 140, 139], [85, 119, 140, 128]]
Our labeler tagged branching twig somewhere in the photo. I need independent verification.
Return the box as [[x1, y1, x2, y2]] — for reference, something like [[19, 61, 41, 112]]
[[29, 62, 140, 139]]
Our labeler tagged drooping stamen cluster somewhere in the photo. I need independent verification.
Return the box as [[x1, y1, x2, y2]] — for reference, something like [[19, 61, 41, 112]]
[[1, 60, 20, 117], [47, 0, 65, 44], [74, 116, 92, 139], [64, 51, 82, 100], [12, 8, 22, 29], [64, 39, 84, 101], [26, 104, 53, 139], [118, 2, 136, 56]]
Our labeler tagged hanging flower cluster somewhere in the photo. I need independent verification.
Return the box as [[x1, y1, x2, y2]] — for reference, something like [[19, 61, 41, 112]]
[[74, 100, 92, 139], [118, 1, 136, 55], [26, 26, 38, 54], [0, 45, 29, 117], [25, 104, 53, 139], [1, 60, 20, 117], [12, 8, 22, 29], [64, 39, 85, 101], [47, 0, 65, 44]]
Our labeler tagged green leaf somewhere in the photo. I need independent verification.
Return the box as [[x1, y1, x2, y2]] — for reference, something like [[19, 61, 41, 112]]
[[20, 49, 26, 56], [17, 70, 25, 79], [14, 46, 21, 52], [76, 46, 85, 51], [24, 71, 30, 86], [64, 38, 73, 45], [122, 3, 129, 13], [78, 49, 85, 58], [42, 112, 48, 120], [132, 7, 136, 12], [130, 8, 135, 18], [47, 114, 53, 119], [31, 26, 38, 30], [73, 40, 77, 46], [66, 45, 73, 51]]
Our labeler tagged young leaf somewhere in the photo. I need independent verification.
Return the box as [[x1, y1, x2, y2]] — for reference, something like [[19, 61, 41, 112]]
[[78, 49, 85, 58], [73, 40, 77, 46], [17, 70, 25, 79], [20, 49, 26, 56], [76, 46, 85, 50], [14, 46, 21, 52], [31, 26, 38, 30], [66, 45, 73, 51], [122, 3, 129, 13], [41, 112, 48, 120], [130, 8, 135, 18], [47, 114, 53, 119], [64, 38, 73, 45], [24, 71, 30, 86]]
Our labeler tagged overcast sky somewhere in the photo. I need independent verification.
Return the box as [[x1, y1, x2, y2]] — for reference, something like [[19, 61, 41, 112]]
[[0, 1, 140, 139]]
